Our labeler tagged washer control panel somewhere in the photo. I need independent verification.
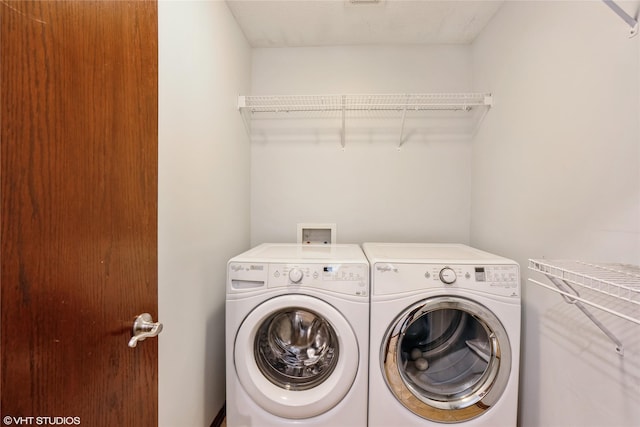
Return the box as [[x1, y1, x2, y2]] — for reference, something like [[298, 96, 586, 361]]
[[269, 263, 369, 297], [228, 262, 369, 297]]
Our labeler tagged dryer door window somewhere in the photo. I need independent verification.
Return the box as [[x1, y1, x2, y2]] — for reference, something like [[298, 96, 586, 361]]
[[235, 294, 359, 419], [381, 296, 511, 423]]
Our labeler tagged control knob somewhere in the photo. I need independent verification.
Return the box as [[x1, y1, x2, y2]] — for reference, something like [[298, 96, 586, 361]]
[[289, 268, 304, 284], [439, 267, 457, 285]]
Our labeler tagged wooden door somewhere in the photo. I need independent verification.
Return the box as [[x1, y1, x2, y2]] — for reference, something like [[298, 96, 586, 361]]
[[1, 1, 158, 426]]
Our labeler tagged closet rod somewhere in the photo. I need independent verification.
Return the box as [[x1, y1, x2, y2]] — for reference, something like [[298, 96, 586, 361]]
[[602, 0, 638, 37]]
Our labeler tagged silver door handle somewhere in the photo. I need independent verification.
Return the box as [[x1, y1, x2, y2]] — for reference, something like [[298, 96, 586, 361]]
[[128, 313, 163, 348]]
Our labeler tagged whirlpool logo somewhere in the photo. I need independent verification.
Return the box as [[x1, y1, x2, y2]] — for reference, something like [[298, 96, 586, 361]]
[[230, 264, 264, 272], [376, 264, 398, 273]]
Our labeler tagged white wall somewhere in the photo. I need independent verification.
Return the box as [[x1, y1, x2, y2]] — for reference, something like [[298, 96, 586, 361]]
[[471, 1, 640, 426], [250, 46, 475, 245], [158, 2, 251, 426]]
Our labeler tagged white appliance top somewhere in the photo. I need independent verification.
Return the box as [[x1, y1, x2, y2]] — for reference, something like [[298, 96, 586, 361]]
[[230, 243, 368, 264], [362, 243, 515, 265]]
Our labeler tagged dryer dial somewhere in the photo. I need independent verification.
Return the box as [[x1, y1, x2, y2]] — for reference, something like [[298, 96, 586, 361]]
[[288, 268, 304, 284], [439, 267, 457, 285]]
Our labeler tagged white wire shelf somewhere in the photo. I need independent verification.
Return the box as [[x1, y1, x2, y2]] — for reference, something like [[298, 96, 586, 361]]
[[237, 93, 492, 148], [528, 259, 640, 356], [529, 260, 640, 306], [238, 93, 491, 113]]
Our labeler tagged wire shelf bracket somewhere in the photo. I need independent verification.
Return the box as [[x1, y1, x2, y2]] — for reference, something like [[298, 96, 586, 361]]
[[528, 259, 640, 356], [237, 93, 493, 149], [602, 0, 639, 38]]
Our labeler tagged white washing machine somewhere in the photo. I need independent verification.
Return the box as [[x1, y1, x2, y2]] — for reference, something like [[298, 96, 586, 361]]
[[225, 243, 369, 427], [363, 243, 520, 427]]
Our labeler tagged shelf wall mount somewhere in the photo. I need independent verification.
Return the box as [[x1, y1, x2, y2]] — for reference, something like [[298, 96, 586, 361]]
[[602, 0, 639, 38], [528, 259, 640, 356]]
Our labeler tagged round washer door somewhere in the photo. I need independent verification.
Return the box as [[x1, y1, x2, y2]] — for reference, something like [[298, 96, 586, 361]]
[[235, 294, 359, 419], [381, 296, 511, 423]]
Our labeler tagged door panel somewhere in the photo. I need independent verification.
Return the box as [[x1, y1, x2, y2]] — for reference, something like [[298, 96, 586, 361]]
[[234, 295, 359, 419], [1, 1, 158, 425], [381, 296, 511, 423]]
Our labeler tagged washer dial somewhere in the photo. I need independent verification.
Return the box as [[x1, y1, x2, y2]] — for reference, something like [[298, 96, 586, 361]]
[[288, 268, 304, 284]]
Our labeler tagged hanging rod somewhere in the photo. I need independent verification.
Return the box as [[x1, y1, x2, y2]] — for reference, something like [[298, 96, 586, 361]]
[[602, 0, 638, 37]]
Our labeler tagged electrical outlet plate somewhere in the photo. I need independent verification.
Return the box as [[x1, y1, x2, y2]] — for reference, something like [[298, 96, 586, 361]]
[[297, 223, 337, 245]]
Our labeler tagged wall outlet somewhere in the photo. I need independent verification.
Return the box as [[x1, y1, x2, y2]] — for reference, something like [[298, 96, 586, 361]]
[[297, 223, 337, 244]]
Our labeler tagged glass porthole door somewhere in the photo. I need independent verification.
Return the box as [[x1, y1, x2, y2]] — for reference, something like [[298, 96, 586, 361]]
[[235, 294, 359, 419], [255, 308, 339, 390], [381, 296, 511, 423]]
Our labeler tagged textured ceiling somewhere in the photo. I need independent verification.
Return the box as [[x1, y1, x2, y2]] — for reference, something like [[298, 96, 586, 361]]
[[226, 0, 505, 47]]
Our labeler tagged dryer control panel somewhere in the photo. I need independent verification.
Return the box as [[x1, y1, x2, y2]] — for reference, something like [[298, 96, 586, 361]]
[[373, 263, 520, 298]]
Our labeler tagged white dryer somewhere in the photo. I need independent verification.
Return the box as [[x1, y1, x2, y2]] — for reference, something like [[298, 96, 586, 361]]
[[363, 243, 520, 427], [225, 244, 369, 427]]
